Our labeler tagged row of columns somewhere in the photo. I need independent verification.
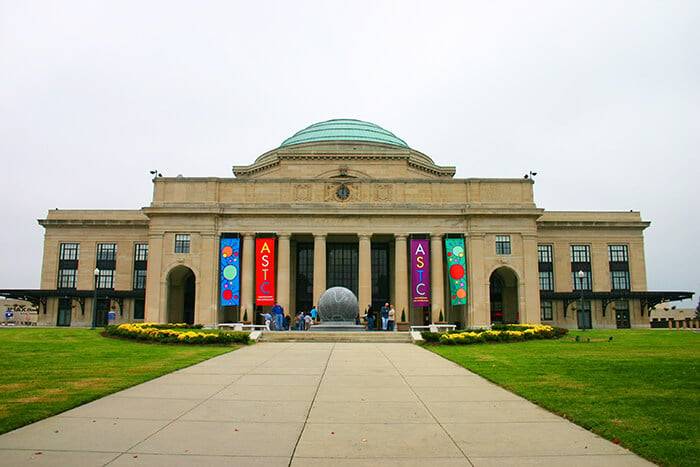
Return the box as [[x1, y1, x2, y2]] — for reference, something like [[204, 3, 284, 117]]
[[236, 232, 447, 323]]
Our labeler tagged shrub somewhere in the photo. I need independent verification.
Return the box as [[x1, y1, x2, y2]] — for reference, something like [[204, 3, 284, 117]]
[[105, 323, 250, 345], [425, 324, 558, 346]]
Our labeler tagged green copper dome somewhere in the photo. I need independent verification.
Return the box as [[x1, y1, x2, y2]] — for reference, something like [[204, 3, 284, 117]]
[[279, 119, 409, 149]]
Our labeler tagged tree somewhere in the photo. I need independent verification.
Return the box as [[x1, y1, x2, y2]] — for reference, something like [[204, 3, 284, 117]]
[[695, 298, 700, 320]]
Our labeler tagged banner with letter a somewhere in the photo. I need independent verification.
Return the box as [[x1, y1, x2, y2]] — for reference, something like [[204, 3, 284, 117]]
[[220, 237, 240, 306], [410, 239, 430, 306], [445, 237, 467, 305], [255, 238, 275, 306]]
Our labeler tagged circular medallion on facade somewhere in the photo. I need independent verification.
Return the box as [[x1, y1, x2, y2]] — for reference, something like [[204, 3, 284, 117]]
[[223, 265, 238, 280], [336, 185, 350, 200]]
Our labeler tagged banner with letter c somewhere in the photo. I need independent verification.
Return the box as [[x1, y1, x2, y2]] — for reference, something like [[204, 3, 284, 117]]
[[220, 237, 240, 306], [255, 237, 275, 306], [410, 239, 430, 306], [445, 237, 467, 305]]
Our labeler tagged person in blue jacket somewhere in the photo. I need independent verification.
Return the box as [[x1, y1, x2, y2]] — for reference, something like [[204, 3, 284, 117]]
[[271, 303, 284, 331]]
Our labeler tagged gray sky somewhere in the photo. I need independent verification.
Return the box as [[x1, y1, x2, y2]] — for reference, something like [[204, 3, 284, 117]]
[[1, 1, 698, 306]]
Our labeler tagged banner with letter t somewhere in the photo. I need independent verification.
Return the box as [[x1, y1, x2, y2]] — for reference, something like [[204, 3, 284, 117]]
[[410, 239, 430, 306], [255, 237, 275, 306]]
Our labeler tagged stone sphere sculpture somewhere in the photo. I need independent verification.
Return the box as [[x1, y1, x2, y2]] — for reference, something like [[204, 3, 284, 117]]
[[317, 287, 359, 322]]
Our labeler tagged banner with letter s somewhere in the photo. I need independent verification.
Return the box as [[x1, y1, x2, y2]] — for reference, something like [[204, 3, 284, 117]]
[[410, 239, 430, 306], [255, 237, 275, 306], [445, 237, 467, 305]]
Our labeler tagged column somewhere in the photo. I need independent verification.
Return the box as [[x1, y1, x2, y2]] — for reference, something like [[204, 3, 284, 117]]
[[394, 234, 409, 324], [199, 233, 219, 326], [240, 233, 255, 322], [467, 234, 489, 327], [358, 233, 372, 312], [313, 233, 327, 306], [277, 233, 291, 314], [430, 233, 445, 323], [522, 234, 540, 325]]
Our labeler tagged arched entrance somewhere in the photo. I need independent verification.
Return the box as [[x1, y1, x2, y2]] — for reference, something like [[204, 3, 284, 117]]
[[489, 267, 519, 324], [167, 266, 196, 324]]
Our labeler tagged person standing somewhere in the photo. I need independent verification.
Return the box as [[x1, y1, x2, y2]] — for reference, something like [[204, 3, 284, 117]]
[[310, 305, 318, 324], [365, 304, 375, 331], [259, 311, 272, 331], [380, 302, 390, 331], [296, 311, 305, 330], [388, 305, 396, 331], [272, 303, 284, 331]]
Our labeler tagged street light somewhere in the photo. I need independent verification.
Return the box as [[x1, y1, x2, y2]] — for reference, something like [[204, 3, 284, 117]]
[[91, 268, 99, 329], [577, 269, 586, 331]]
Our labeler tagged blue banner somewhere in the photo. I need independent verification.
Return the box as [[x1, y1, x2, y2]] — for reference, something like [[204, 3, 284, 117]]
[[220, 237, 240, 306]]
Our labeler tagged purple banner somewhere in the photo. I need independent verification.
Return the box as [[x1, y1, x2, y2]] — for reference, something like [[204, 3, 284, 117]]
[[411, 239, 430, 306]]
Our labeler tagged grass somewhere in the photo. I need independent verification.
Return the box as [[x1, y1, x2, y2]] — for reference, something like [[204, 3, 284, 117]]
[[428, 329, 700, 467], [0, 328, 234, 435]]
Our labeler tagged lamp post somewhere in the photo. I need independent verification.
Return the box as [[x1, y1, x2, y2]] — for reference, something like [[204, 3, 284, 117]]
[[91, 268, 99, 329], [577, 269, 585, 331]]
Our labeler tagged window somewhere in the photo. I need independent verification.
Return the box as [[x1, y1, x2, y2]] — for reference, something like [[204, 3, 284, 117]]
[[539, 271, 554, 291], [540, 300, 553, 321], [608, 245, 628, 262], [608, 244, 630, 291], [538, 245, 554, 291], [611, 271, 630, 290], [134, 243, 149, 261], [97, 243, 117, 261], [60, 243, 80, 260], [58, 243, 79, 289], [96, 269, 115, 289], [570, 245, 590, 262], [175, 234, 190, 253], [133, 243, 148, 290], [572, 271, 592, 290], [133, 269, 147, 289], [57, 269, 77, 289], [496, 235, 511, 255], [537, 245, 552, 263]]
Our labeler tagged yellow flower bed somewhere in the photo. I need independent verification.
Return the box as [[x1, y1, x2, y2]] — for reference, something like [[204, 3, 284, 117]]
[[438, 324, 556, 345], [110, 322, 249, 345]]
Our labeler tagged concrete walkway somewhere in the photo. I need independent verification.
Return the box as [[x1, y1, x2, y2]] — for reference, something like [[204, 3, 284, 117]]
[[0, 343, 651, 466]]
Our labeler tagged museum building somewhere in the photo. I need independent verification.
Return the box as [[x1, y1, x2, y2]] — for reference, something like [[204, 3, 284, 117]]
[[1, 119, 692, 329]]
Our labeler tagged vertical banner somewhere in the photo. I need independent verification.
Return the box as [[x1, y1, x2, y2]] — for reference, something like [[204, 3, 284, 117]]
[[411, 239, 431, 306], [255, 238, 275, 306], [445, 238, 467, 305], [220, 237, 240, 306]]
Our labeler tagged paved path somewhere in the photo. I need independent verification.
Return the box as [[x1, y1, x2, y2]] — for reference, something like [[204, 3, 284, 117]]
[[0, 343, 651, 466]]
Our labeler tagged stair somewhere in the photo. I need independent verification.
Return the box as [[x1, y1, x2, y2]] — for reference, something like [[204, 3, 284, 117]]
[[258, 331, 413, 343]]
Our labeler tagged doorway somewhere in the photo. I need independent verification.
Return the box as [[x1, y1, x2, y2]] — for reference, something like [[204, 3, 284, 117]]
[[167, 266, 196, 324]]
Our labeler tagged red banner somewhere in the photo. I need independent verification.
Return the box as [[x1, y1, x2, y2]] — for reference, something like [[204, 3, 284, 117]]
[[255, 238, 275, 306]]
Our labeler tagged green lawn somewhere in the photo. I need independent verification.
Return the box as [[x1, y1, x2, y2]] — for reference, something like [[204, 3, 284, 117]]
[[0, 328, 234, 435], [429, 329, 700, 467]]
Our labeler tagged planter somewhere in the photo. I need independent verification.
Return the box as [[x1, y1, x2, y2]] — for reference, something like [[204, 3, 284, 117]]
[[397, 322, 410, 331]]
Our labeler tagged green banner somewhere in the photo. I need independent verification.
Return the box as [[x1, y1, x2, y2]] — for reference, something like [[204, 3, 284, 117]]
[[445, 238, 467, 305]]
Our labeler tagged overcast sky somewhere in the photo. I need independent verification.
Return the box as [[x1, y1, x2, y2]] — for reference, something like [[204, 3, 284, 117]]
[[1, 1, 698, 306]]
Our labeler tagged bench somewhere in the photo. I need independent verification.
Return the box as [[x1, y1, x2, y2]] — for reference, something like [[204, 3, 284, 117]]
[[410, 324, 457, 333], [218, 323, 269, 331]]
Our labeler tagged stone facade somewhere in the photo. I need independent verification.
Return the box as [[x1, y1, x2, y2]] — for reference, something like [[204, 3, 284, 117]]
[[33, 120, 658, 329]]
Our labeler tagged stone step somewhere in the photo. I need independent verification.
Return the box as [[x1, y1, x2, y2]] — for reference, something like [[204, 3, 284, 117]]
[[259, 331, 413, 343]]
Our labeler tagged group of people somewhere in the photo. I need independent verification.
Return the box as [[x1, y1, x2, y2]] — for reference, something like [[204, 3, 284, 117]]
[[258, 303, 319, 331], [362, 302, 396, 331], [259, 302, 397, 331]]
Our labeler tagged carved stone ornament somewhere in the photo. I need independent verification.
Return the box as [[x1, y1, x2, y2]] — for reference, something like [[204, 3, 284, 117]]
[[294, 184, 311, 201], [374, 184, 393, 201], [326, 183, 355, 202]]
